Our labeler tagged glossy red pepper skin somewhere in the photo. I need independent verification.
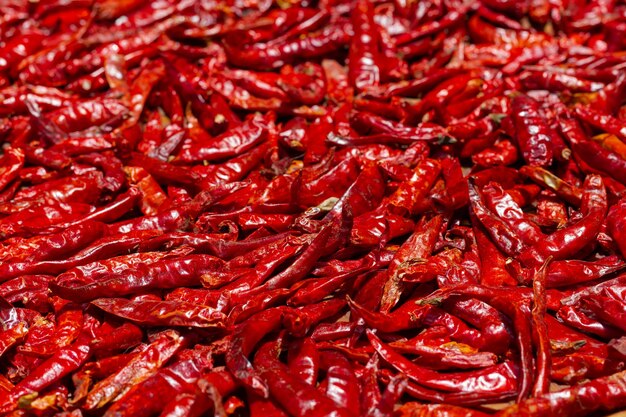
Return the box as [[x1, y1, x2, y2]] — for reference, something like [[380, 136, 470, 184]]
[[224, 22, 352, 71], [91, 298, 226, 328], [497, 370, 626, 417], [83, 329, 185, 411], [519, 175, 607, 266], [176, 114, 272, 164], [380, 215, 442, 312], [0, 327, 94, 413], [102, 348, 213, 417], [287, 338, 319, 386], [511, 95, 555, 167], [367, 331, 518, 395], [50, 254, 224, 302], [253, 340, 352, 417], [4, 1, 626, 416], [561, 114, 626, 184], [225, 308, 284, 397], [348, 0, 381, 90]]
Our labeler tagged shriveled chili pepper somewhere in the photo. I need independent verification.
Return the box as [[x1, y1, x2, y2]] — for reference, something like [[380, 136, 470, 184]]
[[176, 113, 272, 164], [560, 114, 626, 184], [83, 329, 185, 410], [519, 174, 607, 266], [0, 328, 93, 413], [253, 339, 352, 417], [497, 369, 626, 417], [225, 307, 284, 397], [575, 105, 626, 141], [510, 94, 554, 167], [380, 215, 442, 312], [102, 348, 213, 417], [50, 254, 224, 302], [224, 22, 352, 71], [348, 0, 382, 90], [468, 180, 526, 257], [91, 298, 226, 329], [367, 330, 518, 395], [4, 1, 626, 415]]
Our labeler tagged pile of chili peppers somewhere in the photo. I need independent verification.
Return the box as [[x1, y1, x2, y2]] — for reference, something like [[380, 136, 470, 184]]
[[1, 0, 626, 416]]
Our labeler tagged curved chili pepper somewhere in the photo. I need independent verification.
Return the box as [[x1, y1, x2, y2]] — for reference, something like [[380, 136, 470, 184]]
[[481, 181, 545, 246], [91, 298, 226, 328], [468, 180, 526, 257], [510, 95, 554, 167], [83, 329, 185, 410], [497, 369, 626, 417], [176, 113, 272, 164], [367, 331, 518, 395], [102, 349, 213, 417], [253, 339, 352, 417], [557, 305, 622, 341], [0, 333, 91, 413], [225, 307, 284, 397], [443, 297, 512, 355], [224, 22, 352, 70], [519, 174, 606, 266], [51, 255, 224, 302], [560, 114, 626, 184]]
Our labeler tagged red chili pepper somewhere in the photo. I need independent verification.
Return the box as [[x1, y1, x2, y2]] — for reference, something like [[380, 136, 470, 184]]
[[90, 322, 143, 358], [253, 339, 352, 417], [497, 369, 626, 417], [380, 215, 443, 312], [348, 0, 382, 90], [367, 330, 519, 395], [225, 307, 284, 397], [0, 330, 93, 413], [468, 180, 526, 257], [103, 348, 213, 417], [560, 113, 626, 184], [287, 337, 319, 386], [510, 94, 555, 167], [4, 2, 626, 415], [83, 329, 185, 410], [519, 174, 607, 266], [176, 113, 272, 164], [91, 298, 226, 328], [224, 22, 352, 70], [481, 181, 545, 246], [520, 70, 605, 93], [51, 254, 224, 302]]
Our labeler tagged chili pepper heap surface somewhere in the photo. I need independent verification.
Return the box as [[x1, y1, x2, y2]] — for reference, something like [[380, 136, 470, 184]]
[[1, 0, 626, 416]]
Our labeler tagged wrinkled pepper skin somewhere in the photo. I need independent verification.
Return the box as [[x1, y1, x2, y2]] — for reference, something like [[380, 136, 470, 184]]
[[1, 1, 626, 416]]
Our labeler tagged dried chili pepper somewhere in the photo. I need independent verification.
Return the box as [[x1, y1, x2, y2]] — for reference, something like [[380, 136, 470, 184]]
[[2, 1, 626, 415]]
